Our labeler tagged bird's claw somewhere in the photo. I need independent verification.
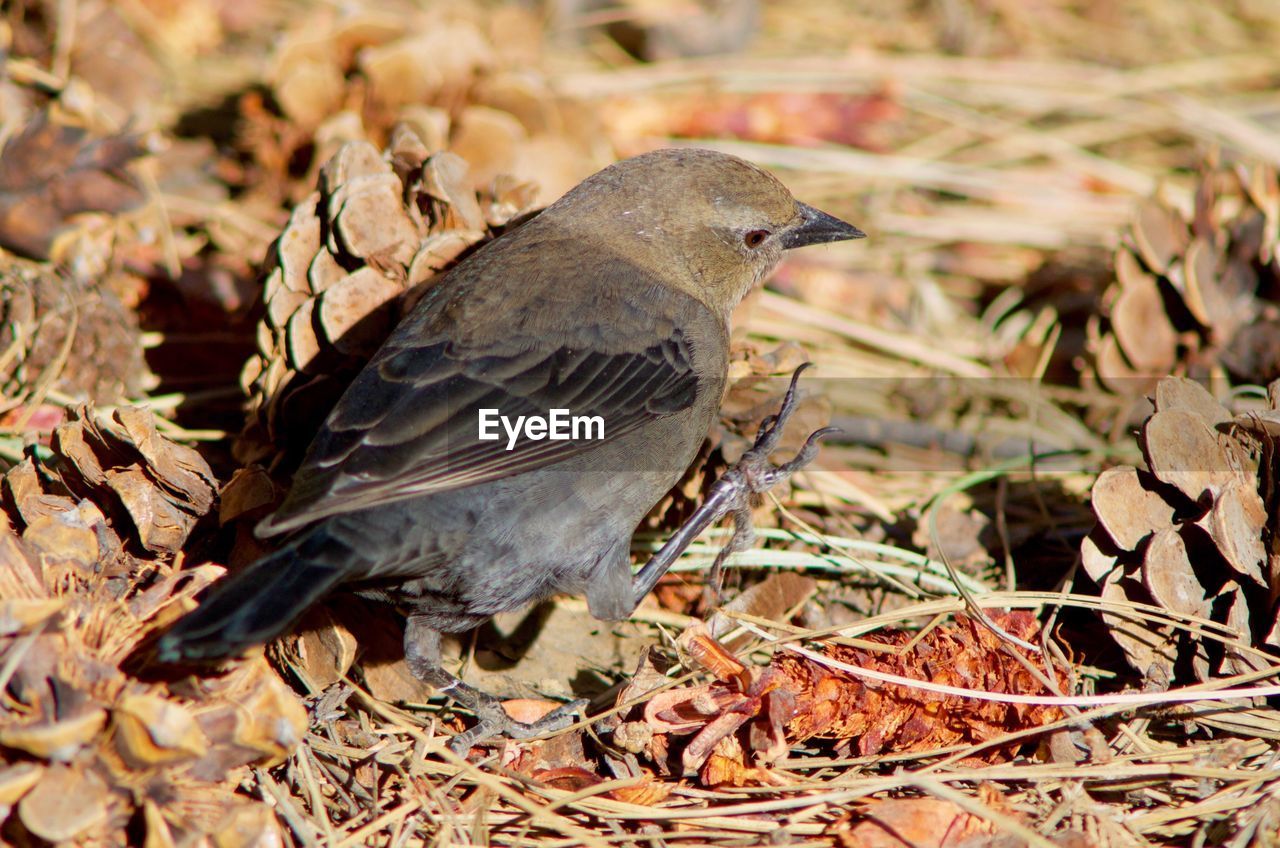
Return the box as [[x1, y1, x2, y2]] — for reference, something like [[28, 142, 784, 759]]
[[447, 698, 589, 755], [747, 361, 811, 457]]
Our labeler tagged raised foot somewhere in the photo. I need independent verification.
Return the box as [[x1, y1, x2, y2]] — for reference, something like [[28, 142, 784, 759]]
[[447, 697, 589, 755], [706, 362, 838, 592], [628, 363, 837, 608]]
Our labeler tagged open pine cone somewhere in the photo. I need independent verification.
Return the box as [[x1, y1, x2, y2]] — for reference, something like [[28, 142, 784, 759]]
[[0, 406, 306, 845], [1083, 377, 1279, 682], [2, 405, 217, 557], [1087, 162, 1280, 399]]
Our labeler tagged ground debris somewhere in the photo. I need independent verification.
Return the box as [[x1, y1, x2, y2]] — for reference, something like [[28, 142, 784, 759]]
[[617, 611, 1064, 785], [1087, 162, 1280, 408], [0, 405, 304, 845], [0, 112, 150, 260], [1085, 375, 1280, 684]]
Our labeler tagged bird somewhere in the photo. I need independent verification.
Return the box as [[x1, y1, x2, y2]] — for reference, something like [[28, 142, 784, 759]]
[[158, 147, 865, 752]]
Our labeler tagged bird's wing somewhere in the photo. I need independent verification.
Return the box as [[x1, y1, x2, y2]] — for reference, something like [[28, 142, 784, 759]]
[[258, 315, 702, 536]]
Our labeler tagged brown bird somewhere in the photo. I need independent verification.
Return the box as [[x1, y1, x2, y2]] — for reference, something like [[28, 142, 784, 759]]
[[158, 148, 864, 751]]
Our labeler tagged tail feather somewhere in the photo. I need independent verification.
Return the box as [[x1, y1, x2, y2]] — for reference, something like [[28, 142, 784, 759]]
[[157, 541, 347, 663]]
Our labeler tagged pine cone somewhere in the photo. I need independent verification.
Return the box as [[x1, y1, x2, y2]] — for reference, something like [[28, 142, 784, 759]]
[[0, 255, 154, 412], [1088, 162, 1280, 398], [1083, 377, 1278, 682], [235, 126, 541, 471], [0, 408, 303, 846], [2, 405, 217, 557], [244, 3, 600, 208]]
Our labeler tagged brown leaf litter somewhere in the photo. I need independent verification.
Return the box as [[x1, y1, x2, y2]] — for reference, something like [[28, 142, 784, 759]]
[[0, 112, 151, 260]]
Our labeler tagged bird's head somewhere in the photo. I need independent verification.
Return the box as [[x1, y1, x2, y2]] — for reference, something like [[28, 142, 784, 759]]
[[545, 148, 865, 317]]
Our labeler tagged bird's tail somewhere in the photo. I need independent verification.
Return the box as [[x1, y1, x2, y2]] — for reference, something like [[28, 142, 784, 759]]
[[156, 532, 349, 663]]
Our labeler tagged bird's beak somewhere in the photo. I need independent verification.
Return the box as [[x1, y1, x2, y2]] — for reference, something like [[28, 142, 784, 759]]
[[781, 202, 866, 249]]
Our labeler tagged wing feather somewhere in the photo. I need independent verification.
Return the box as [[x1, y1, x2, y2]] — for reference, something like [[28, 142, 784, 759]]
[[259, 323, 700, 537]]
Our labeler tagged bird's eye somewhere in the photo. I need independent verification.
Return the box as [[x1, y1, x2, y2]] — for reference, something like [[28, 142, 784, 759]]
[[744, 229, 770, 248]]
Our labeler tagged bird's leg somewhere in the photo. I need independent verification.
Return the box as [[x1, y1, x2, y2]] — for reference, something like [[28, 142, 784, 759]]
[[403, 615, 587, 754], [631, 363, 837, 607], [705, 499, 755, 605]]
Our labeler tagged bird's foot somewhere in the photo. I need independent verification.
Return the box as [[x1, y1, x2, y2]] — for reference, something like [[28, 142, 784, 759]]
[[628, 364, 835, 611], [446, 696, 589, 755], [403, 618, 589, 756], [705, 364, 838, 599], [729, 362, 836, 491]]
